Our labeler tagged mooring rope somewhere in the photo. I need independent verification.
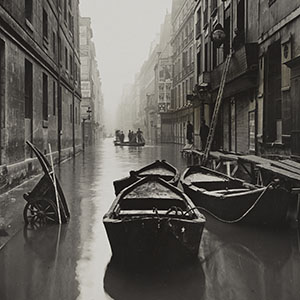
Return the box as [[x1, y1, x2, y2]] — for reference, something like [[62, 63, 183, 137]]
[[184, 181, 274, 224]]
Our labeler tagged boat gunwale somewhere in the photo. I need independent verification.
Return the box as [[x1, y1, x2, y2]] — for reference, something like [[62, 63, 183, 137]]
[[104, 176, 205, 223]]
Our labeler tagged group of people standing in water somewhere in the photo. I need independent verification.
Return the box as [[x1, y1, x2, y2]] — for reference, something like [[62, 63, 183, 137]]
[[115, 128, 144, 143]]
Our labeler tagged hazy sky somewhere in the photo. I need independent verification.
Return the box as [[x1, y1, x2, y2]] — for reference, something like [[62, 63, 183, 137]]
[[79, 0, 173, 123]]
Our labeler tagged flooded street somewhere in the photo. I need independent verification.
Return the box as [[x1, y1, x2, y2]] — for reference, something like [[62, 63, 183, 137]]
[[0, 138, 300, 300]]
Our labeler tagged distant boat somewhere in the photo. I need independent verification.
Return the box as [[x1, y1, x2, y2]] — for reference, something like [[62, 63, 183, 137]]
[[103, 176, 206, 263], [113, 160, 180, 195], [114, 140, 145, 147], [180, 165, 293, 226]]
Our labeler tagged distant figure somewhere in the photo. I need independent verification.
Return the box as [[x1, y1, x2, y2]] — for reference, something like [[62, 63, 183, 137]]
[[120, 131, 125, 143], [137, 128, 144, 143], [128, 130, 132, 142], [131, 132, 137, 143], [115, 130, 121, 142], [186, 121, 194, 144], [200, 120, 209, 150]]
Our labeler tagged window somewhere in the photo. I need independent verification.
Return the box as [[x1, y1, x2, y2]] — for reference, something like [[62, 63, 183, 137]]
[[52, 32, 56, 54], [58, 36, 62, 63], [196, 8, 201, 39], [68, 12, 73, 34], [43, 73, 48, 121], [70, 104, 73, 123], [65, 47, 68, 70], [197, 50, 202, 79], [204, 43, 209, 71], [25, 0, 33, 22], [43, 9, 48, 41], [212, 41, 218, 69], [69, 54, 73, 76], [233, 0, 245, 50], [25, 59, 33, 119], [53, 81, 56, 115], [224, 15, 231, 57], [74, 63, 77, 81], [64, 0, 67, 21]]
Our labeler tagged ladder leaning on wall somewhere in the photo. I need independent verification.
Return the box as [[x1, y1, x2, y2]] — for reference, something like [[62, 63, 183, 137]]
[[201, 52, 232, 166]]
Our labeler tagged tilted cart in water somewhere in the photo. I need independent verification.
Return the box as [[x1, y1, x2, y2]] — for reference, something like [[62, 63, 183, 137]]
[[23, 141, 70, 225]]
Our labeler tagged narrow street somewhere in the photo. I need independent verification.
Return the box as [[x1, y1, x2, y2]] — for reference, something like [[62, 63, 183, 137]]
[[0, 139, 299, 300]]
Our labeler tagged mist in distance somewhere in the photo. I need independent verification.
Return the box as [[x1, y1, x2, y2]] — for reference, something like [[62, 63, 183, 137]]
[[79, 0, 172, 133]]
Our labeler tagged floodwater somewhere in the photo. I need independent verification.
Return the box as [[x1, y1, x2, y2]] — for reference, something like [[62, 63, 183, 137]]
[[0, 138, 300, 300]]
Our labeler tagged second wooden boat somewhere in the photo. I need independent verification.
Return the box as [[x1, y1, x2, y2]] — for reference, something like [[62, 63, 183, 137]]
[[103, 176, 206, 263], [113, 160, 180, 195], [180, 165, 293, 226]]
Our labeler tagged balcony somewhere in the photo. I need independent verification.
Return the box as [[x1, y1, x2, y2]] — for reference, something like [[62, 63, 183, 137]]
[[211, 43, 259, 96]]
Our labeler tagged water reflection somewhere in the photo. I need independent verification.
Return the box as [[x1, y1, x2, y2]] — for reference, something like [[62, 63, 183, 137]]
[[0, 224, 78, 300], [104, 258, 205, 300], [0, 139, 300, 300], [200, 217, 300, 300]]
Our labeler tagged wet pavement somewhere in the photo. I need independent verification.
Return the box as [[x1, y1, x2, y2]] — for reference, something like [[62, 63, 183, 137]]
[[0, 138, 300, 300]]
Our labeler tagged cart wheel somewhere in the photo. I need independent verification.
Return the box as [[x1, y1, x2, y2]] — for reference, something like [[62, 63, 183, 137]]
[[24, 198, 58, 225]]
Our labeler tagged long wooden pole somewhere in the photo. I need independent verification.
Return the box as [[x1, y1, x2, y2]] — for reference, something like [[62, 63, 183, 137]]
[[49, 143, 62, 224]]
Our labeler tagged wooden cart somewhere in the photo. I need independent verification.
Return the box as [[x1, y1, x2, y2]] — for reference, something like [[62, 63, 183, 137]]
[[23, 141, 70, 225]]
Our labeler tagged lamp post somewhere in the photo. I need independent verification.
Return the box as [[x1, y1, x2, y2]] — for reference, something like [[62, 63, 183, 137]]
[[82, 106, 92, 151]]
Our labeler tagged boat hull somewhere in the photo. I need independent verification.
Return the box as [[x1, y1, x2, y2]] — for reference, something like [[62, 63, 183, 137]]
[[181, 166, 294, 226], [103, 216, 204, 264], [182, 184, 291, 225]]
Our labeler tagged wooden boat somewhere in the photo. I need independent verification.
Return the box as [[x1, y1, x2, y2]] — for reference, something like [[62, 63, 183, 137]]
[[113, 160, 180, 195], [114, 140, 145, 147], [103, 176, 206, 263], [180, 165, 293, 226]]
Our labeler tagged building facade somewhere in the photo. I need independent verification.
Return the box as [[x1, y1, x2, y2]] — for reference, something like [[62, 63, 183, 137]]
[[257, 0, 300, 159], [193, 0, 300, 158], [79, 17, 104, 146], [0, 0, 81, 188], [168, 0, 196, 145]]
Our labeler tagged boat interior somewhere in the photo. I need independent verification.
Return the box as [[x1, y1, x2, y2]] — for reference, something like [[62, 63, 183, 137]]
[[113, 180, 197, 219]]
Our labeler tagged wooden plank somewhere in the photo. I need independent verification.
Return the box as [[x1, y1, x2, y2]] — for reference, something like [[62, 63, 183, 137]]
[[270, 161, 300, 176], [257, 164, 300, 187], [281, 159, 300, 170], [238, 155, 272, 166], [219, 153, 239, 161], [192, 150, 203, 156]]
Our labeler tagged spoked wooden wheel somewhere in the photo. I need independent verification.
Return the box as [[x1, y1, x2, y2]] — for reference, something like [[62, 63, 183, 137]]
[[24, 198, 58, 225]]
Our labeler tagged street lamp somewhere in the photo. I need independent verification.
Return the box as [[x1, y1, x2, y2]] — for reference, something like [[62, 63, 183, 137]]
[[82, 106, 92, 151]]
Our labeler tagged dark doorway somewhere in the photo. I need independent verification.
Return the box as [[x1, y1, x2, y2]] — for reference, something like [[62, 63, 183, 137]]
[[264, 40, 281, 143]]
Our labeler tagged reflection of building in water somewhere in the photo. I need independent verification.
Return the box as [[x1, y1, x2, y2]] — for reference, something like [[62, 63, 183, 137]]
[[200, 220, 299, 300], [0, 225, 78, 300]]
